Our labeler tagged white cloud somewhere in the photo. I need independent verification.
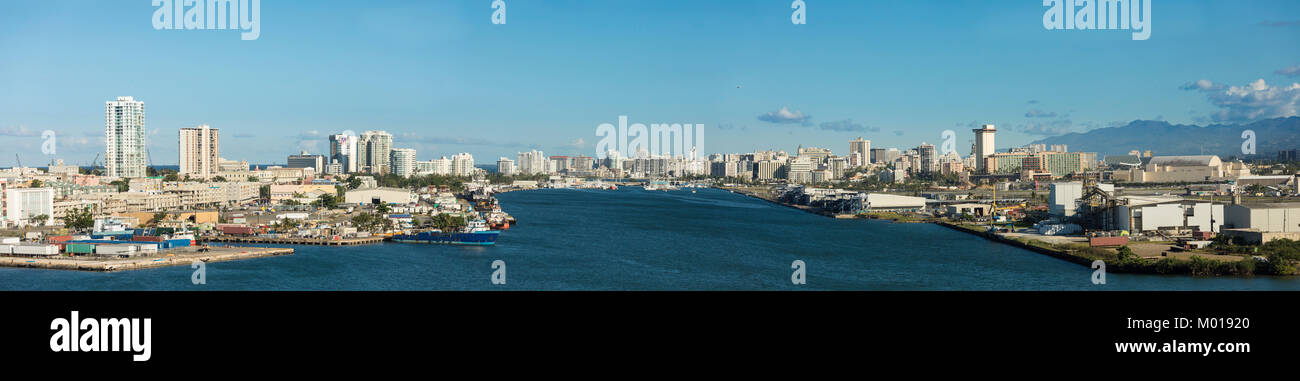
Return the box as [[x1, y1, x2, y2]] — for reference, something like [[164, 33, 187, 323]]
[[1185, 78, 1300, 122], [757, 107, 813, 125]]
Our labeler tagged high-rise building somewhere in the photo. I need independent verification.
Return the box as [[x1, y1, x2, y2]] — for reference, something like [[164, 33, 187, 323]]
[[178, 124, 219, 179], [329, 134, 358, 173], [917, 142, 937, 173], [390, 148, 417, 178], [450, 153, 475, 176], [972, 124, 996, 173], [105, 96, 147, 178], [517, 150, 547, 175], [497, 158, 515, 176], [287, 151, 327, 174], [849, 137, 870, 167], [357, 130, 394, 174]]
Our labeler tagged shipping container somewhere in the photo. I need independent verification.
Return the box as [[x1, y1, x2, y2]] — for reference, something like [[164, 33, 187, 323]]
[[221, 226, 256, 236], [165, 239, 191, 248], [94, 244, 138, 256], [135, 244, 159, 254], [133, 236, 164, 242], [1, 237, 19, 244], [12, 244, 60, 256], [0, 244, 12, 255], [47, 235, 73, 244], [65, 243, 96, 255], [1089, 236, 1130, 247]]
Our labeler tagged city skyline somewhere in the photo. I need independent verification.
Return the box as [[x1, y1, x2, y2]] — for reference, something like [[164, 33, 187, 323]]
[[2, 0, 1299, 166]]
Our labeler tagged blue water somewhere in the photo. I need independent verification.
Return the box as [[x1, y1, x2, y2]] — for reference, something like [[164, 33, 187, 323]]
[[3, 188, 1299, 290]]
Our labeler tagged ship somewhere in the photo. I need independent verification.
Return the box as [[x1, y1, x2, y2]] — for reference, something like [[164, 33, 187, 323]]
[[388, 220, 500, 246]]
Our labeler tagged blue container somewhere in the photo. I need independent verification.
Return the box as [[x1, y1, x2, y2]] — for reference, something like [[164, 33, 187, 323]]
[[165, 239, 190, 248]]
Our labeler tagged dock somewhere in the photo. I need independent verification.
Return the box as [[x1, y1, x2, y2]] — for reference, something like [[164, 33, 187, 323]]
[[0, 246, 294, 272], [199, 236, 384, 245]]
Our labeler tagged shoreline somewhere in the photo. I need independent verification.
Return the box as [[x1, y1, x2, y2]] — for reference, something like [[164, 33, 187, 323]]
[[0, 246, 294, 272], [726, 185, 1281, 278]]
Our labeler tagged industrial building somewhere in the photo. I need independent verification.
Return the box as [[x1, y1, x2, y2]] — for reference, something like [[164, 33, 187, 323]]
[[344, 187, 417, 206], [1103, 196, 1224, 234], [1222, 203, 1300, 243], [1113, 155, 1251, 183]]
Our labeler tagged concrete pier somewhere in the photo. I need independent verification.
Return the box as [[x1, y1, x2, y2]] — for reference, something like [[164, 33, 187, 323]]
[[199, 236, 384, 246], [0, 246, 294, 272]]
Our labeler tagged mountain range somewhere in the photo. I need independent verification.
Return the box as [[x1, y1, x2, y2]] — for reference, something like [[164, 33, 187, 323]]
[[1028, 117, 1300, 159]]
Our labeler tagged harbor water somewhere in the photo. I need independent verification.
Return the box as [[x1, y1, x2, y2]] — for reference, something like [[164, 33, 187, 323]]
[[3, 187, 1300, 290]]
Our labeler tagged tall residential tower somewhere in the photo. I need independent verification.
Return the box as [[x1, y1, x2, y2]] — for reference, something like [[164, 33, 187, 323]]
[[178, 124, 220, 179], [105, 96, 148, 178]]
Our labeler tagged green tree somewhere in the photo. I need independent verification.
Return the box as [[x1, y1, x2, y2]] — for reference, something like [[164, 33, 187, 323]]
[[377, 203, 392, 214], [147, 210, 168, 227], [109, 178, 131, 192], [313, 193, 340, 209], [30, 179, 43, 188], [29, 214, 49, 226], [259, 184, 271, 202], [248, 176, 260, 182], [60, 207, 95, 232], [163, 173, 180, 182], [213, 176, 228, 182]]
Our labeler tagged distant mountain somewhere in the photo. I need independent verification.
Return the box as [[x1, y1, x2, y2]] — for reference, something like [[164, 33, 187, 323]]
[[1028, 117, 1300, 159]]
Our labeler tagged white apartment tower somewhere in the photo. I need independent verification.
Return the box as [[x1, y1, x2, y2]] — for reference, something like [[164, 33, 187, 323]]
[[450, 153, 475, 176], [497, 158, 515, 176], [357, 130, 394, 174], [390, 148, 417, 178], [973, 124, 996, 173], [329, 134, 358, 173], [105, 96, 148, 178], [178, 125, 220, 179]]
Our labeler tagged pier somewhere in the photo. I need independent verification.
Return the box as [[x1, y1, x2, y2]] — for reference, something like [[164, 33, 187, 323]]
[[0, 246, 294, 272], [199, 236, 384, 246]]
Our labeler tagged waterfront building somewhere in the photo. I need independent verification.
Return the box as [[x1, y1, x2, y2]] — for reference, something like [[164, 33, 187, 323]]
[[849, 137, 870, 167], [178, 124, 220, 179], [391, 148, 417, 178], [2, 187, 55, 227], [497, 158, 515, 176], [1049, 182, 1083, 217], [972, 124, 996, 173], [329, 134, 359, 174], [1223, 203, 1300, 243], [287, 151, 327, 174], [754, 160, 787, 181], [105, 96, 147, 178]]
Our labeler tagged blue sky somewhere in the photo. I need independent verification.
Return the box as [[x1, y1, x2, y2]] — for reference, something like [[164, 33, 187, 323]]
[[1, 0, 1298, 166]]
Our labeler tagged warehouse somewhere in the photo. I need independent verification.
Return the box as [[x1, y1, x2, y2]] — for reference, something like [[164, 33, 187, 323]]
[[1222, 203, 1300, 243], [345, 187, 417, 206], [859, 193, 927, 212], [1105, 196, 1224, 233]]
